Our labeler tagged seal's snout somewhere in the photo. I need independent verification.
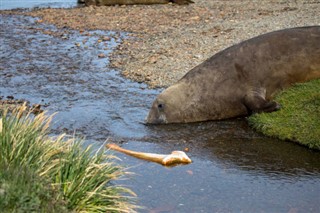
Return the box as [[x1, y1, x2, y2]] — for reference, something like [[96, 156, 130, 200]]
[[145, 100, 168, 124], [145, 111, 166, 125], [145, 111, 156, 124], [144, 115, 153, 125], [144, 110, 153, 124]]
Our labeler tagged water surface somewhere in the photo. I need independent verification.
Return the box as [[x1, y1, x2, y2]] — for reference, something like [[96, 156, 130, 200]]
[[1, 14, 319, 213], [0, 0, 79, 10]]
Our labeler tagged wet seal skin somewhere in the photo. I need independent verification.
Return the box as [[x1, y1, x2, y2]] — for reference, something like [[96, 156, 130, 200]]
[[146, 26, 320, 124]]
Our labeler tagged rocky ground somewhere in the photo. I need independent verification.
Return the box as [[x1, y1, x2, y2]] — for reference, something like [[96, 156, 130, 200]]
[[0, 97, 43, 114], [2, 0, 320, 88]]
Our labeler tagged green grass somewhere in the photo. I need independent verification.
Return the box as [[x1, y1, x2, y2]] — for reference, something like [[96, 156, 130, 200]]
[[0, 105, 138, 212], [249, 79, 320, 150], [0, 162, 68, 213]]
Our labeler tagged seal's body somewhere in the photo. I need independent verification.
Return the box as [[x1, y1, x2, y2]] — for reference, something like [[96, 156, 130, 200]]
[[84, 0, 193, 6], [146, 26, 320, 124]]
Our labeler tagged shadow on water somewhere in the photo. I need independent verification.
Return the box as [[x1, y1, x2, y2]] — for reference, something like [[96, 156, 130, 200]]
[[1, 14, 320, 212]]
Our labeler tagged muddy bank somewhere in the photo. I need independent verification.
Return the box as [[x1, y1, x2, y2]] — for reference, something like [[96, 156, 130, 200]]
[[2, 0, 319, 88]]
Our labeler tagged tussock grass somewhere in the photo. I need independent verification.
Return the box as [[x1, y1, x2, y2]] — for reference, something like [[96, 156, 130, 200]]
[[249, 79, 320, 150], [0, 162, 68, 213], [0, 105, 138, 212]]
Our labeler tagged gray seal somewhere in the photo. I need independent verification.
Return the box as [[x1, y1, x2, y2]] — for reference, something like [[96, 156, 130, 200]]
[[146, 26, 320, 124], [84, 0, 193, 6]]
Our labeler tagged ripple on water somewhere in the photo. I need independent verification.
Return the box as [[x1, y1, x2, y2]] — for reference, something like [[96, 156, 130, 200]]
[[0, 0, 79, 10], [1, 14, 320, 213]]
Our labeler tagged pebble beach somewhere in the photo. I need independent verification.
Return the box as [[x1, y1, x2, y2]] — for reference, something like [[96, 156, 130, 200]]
[[3, 0, 320, 88]]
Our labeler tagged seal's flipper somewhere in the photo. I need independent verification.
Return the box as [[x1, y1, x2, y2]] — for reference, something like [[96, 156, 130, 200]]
[[244, 92, 281, 114]]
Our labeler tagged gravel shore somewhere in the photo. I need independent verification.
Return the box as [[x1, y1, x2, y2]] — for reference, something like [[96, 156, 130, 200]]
[[5, 0, 320, 88]]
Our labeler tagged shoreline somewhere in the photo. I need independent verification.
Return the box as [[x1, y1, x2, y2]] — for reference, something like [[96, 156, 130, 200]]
[[1, 1, 319, 147], [1, 0, 319, 88]]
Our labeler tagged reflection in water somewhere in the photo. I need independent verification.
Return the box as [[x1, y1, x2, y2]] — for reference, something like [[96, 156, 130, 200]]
[[144, 120, 320, 178], [1, 14, 320, 212], [117, 141, 320, 213]]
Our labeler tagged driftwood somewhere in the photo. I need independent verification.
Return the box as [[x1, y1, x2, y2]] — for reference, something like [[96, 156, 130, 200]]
[[84, 0, 194, 6], [106, 143, 192, 166]]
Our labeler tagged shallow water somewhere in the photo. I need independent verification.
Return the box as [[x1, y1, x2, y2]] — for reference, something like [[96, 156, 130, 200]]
[[0, 0, 79, 10], [1, 14, 320, 213]]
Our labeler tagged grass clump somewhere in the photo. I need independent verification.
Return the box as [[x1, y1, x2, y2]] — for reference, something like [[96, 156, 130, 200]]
[[249, 79, 320, 150], [0, 105, 138, 212], [0, 162, 68, 213]]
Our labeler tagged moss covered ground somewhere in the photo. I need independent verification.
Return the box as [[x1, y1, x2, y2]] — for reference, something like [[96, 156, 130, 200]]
[[249, 79, 320, 150]]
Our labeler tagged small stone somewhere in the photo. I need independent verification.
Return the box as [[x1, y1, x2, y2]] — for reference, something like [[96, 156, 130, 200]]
[[35, 19, 43, 24], [98, 53, 106, 58], [102, 36, 111, 41]]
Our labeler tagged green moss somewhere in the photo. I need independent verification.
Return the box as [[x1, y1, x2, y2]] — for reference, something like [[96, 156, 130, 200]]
[[249, 79, 320, 150]]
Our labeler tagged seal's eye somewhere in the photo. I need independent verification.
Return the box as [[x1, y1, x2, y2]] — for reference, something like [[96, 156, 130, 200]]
[[158, 103, 164, 110]]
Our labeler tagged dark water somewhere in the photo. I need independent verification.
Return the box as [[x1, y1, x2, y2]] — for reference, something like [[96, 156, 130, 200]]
[[0, 0, 79, 10], [1, 14, 320, 213]]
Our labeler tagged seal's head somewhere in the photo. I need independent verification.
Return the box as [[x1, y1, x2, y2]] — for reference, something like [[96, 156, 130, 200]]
[[145, 82, 205, 124], [145, 83, 189, 124]]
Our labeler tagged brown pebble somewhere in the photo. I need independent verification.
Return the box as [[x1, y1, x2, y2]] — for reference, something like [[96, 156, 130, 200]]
[[98, 53, 106, 58]]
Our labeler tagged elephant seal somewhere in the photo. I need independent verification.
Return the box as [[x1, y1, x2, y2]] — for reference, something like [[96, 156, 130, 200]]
[[146, 26, 320, 124], [84, 0, 193, 6]]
